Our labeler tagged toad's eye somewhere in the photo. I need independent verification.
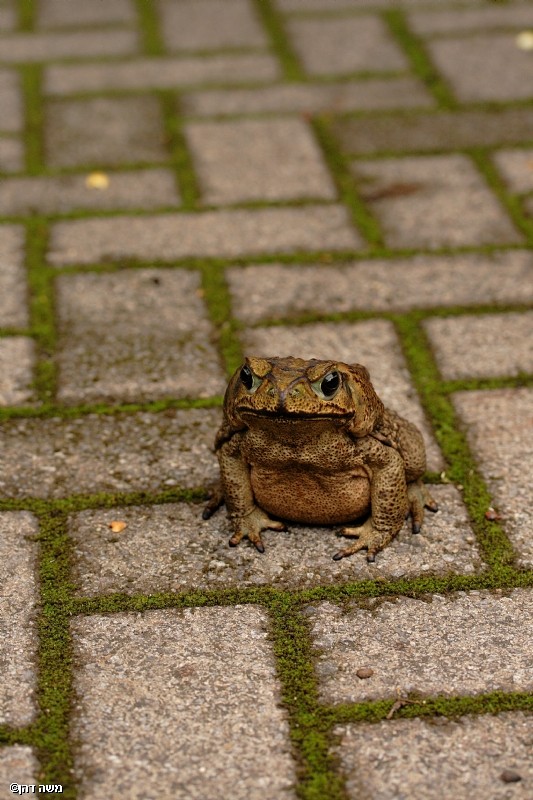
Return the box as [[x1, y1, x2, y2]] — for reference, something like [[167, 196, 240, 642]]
[[240, 365, 254, 390], [312, 370, 341, 399], [240, 364, 263, 393]]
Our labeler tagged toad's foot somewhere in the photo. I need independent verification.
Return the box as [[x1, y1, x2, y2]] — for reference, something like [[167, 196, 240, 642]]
[[333, 519, 394, 563], [228, 507, 287, 553], [407, 479, 438, 534]]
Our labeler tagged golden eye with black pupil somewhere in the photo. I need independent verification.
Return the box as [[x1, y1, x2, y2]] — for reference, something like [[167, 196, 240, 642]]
[[240, 365, 254, 390], [321, 371, 340, 399]]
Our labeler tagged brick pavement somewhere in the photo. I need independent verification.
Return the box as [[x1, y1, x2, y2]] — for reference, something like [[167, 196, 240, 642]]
[[0, 1, 532, 799]]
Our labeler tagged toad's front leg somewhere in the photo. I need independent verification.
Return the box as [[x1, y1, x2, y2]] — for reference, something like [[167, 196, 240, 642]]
[[217, 435, 286, 553], [333, 441, 408, 562]]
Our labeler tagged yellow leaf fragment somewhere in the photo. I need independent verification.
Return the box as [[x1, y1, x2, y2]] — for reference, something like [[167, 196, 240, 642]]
[[516, 31, 533, 50], [109, 520, 127, 533], [86, 172, 110, 190]]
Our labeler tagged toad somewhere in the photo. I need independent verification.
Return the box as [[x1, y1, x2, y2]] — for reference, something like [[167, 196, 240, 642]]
[[203, 356, 437, 561]]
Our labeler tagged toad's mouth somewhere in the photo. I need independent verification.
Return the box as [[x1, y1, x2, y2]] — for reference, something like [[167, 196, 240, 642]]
[[237, 407, 352, 423]]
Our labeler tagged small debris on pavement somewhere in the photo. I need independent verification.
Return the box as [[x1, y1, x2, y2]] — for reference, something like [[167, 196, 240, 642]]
[[356, 667, 374, 679], [108, 520, 128, 533]]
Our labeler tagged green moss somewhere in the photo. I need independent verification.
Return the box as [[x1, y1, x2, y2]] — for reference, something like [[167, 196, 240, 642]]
[[395, 313, 517, 570], [200, 263, 244, 376], [252, 0, 306, 81], [18, 0, 36, 31], [383, 9, 457, 109], [160, 92, 201, 210], [20, 64, 45, 175], [134, 0, 165, 56], [312, 117, 384, 249], [469, 148, 533, 242]]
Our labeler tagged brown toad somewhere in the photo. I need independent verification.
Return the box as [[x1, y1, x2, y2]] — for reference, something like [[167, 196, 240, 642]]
[[203, 356, 437, 561]]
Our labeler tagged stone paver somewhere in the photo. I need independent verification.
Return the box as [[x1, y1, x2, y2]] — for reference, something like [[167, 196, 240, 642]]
[[0, 169, 180, 216], [37, 0, 136, 28], [186, 118, 336, 204], [287, 15, 407, 75], [425, 312, 533, 380], [227, 251, 533, 321], [159, 0, 267, 52], [333, 713, 533, 800], [453, 388, 533, 567], [48, 206, 362, 265], [0, 69, 22, 133], [45, 96, 167, 168], [310, 590, 533, 703], [332, 107, 533, 155], [67, 486, 478, 597], [0, 137, 23, 173], [0, 512, 39, 726], [45, 54, 280, 94], [0, 225, 28, 329], [0, 409, 219, 499], [0, 337, 35, 405], [352, 154, 521, 249], [0, 29, 138, 62], [428, 33, 533, 102], [55, 269, 226, 404], [493, 148, 533, 194], [183, 77, 433, 117], [241, 319, 443, 471], [409, 3, 533, 34], [70, 607, 296, 800], [0, 747, 39, 800]]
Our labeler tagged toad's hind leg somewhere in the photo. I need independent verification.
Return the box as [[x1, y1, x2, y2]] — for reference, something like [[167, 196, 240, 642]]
[[407, 479, 438, 534]]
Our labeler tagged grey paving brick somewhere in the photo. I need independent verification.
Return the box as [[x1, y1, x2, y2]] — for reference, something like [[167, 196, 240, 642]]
[[0, 512, 39, 726], [0, 4, 16, 31], [428, 33, 533, 102], [227, 251, 533, 322], [409, 3, 533, 34], [332, 107, 533, 155], [55, 269, 226, 404], [353, 154, 521, 248], [0, 747, 39, 799], [310, 589, 533, 703], [240, 319, 443, 471], [276, 0, 455, 9], [0, 169, 180, 216], [45, 96, 167, 168], [37, 0, 136, 28], [0, 409, 220, 499], [0, 137, 23, 173], [45, 54, 281, 95], [0, 29, 137, 62], [0, 69, 22, 133], [186, 118, 336, 204], [453, 388, 533, 566], [493, 148, 533, 194], [425, 312, 533, 381], [158, 0, 267, 52], [287, 15, 408, 76], [48, 206, 362, 265], [183, 76, 433, 116], [333, 713, 533, 800], [68, 486, 478, 596], [70, 607, 296, 800], [0, 337, 35, 406], [0, 225, 28, 328]]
